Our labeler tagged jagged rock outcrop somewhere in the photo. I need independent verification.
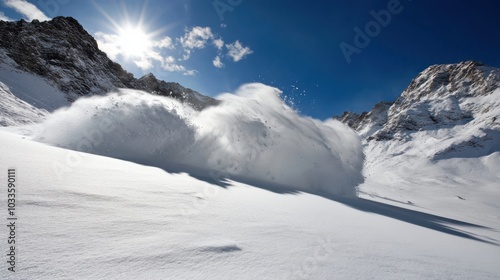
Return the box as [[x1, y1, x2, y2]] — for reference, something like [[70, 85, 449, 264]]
[[135, 73, 216, 110], [335, 101, 393, 138], [0, 17, 217, 110]]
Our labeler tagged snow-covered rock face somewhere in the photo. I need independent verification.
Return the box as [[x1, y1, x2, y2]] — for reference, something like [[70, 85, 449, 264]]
[[336, 101, 393, 139], [338, 61, 500, 143], [402, 61, 499, 100], [370, 61, 499, 141], [0, 81, 48, 126], [0, 17, 217, 110], [0, 17, 125, 99]]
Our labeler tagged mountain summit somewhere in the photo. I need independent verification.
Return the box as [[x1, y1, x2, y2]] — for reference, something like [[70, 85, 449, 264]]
[[0, 17, 217, 110], [337, 61, 500, 142]]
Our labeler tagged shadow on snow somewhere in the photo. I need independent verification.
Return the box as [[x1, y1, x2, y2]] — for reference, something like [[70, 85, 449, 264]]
[[151, 160, 499, 246]]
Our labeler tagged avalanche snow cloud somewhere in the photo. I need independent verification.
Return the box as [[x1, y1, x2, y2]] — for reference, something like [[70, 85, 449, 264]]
[[33, 83, 364, 196]]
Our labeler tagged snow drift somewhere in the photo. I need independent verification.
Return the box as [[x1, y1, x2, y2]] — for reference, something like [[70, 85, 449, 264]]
[[32, 83, 364, 196]]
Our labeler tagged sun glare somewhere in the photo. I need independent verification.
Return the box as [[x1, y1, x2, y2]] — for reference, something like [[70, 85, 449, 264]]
[[117, 26, 151, 57], [94, 1, 175, 61]]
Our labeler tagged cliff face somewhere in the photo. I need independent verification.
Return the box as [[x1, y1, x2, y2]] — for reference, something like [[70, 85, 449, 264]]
[[0, 17, 217, 110]]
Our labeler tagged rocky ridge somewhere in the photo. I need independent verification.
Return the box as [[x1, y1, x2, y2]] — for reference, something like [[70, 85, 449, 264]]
[[0, 17, 217, 110], [336, 61, 500, 142]]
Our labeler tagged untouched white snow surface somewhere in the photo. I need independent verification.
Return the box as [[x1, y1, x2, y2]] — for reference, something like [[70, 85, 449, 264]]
[[31, 84, 364, 197], [1, 129, 499, 279]]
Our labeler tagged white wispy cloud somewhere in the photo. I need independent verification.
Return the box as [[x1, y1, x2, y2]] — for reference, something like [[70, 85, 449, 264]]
[[226, 40, 253, 62], [153, 36, 174, 49], [183, 69, 198, 76], [213, 56, 224, 68], [181, 49, 191, 61], [95, 32, 148, 71], [0, 11, 13, 21], [134, 56, 153, 70], [213, 38, 224, 50], [162, 56, 186, 72], [94, 32, 192, 74], [179, 26, 214, 49], [178, 27, 252, 66], [94, 32, 121, 60], [3, 0, 50, 21], [95, 25, 252, 76]]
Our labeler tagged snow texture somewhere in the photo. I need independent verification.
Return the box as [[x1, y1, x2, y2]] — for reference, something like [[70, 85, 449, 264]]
[[0, 81, 48, 126], [0, 54, 69, 112], [1, 129, 499, 280], [358, 90, 500, 226], [32, 84, 364, 197]]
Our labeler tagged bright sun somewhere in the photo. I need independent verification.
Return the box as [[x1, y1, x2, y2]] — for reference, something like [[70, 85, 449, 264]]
[[117, 26, 151, 57]]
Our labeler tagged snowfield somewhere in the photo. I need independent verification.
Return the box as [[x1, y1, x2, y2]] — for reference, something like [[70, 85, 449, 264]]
[[1, 129, 499, 279], [0, 64, 499, 278]]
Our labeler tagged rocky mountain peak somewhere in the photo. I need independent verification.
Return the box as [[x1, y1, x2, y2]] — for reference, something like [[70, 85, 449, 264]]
[[335, 101, 394, 133], [0, 17, 216, 109], [140, 72, 157, 80], [337, 61, 500, 141], [400, 60, 498, 103]]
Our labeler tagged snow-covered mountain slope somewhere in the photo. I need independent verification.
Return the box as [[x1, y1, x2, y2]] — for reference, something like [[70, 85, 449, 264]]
[[337, 61, 500, 141], [0, 17, 217, 110], [0, 50, 70, 111], [1, 129, 499, 280], [370, 61, 499, 142], [360, 135, 500, 227], [336, 61, 500, 225], [0, 81, 47, 126]]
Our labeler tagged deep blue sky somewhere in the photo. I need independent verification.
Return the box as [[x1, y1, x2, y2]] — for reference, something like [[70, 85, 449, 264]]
[[1, 0, 499, 119]]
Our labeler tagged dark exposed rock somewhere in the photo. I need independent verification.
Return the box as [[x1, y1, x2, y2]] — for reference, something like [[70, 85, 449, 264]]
[[334, 111, 362, 129]]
